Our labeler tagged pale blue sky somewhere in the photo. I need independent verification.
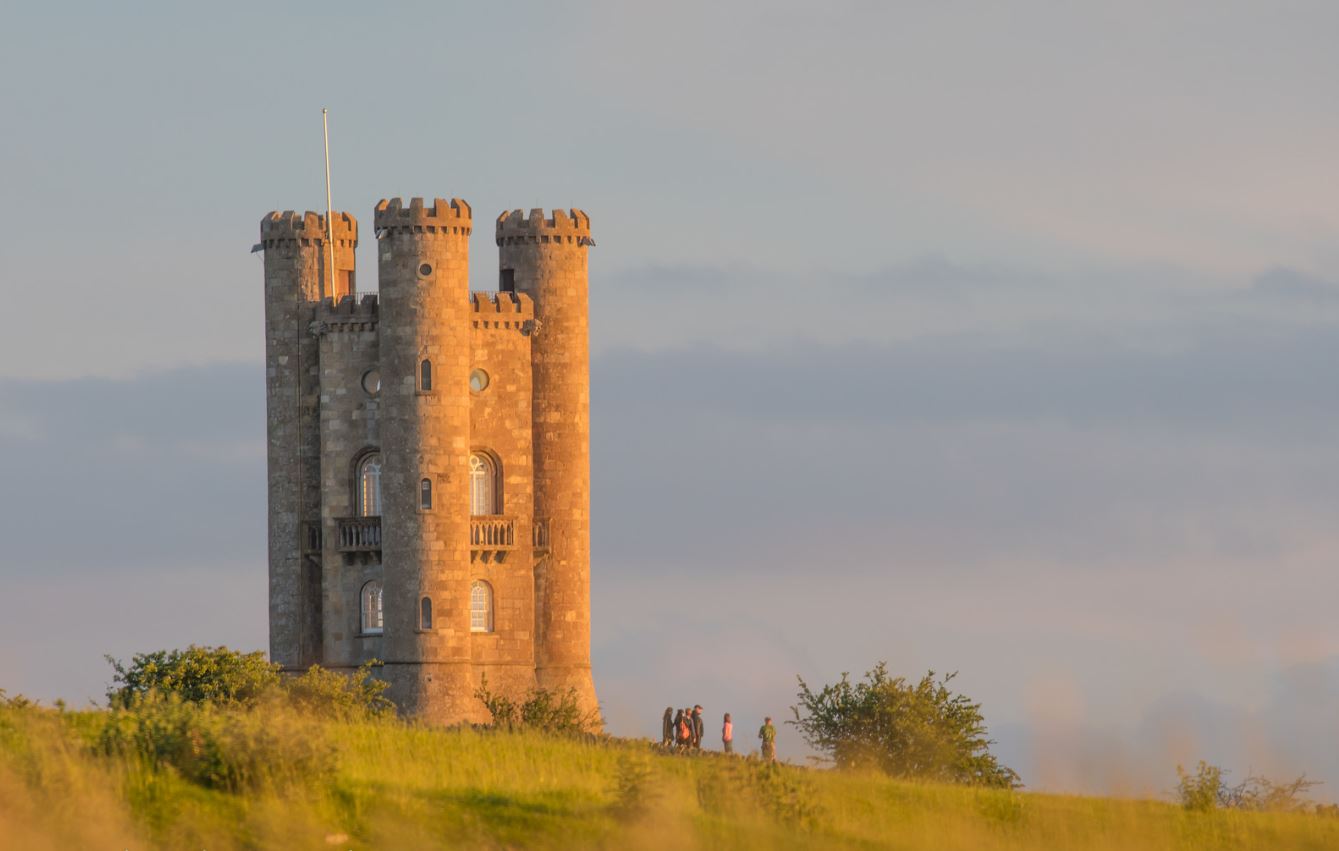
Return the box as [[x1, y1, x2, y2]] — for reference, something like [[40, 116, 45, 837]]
[[3, 1, 1339, 796]]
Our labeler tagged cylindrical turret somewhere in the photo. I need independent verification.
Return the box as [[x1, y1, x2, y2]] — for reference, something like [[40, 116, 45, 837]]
[[260, 211, 358, 669], [375, 197, 475, 722], [496, 208, 598, 721]]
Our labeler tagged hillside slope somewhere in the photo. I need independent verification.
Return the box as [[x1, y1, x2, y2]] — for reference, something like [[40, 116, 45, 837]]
[[2, 701, 1336, 850]]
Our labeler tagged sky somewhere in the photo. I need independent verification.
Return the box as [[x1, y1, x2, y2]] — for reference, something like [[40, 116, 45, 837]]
[[2, 0, 1339, 797]]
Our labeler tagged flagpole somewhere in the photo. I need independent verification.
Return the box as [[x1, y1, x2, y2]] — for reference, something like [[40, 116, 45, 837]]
[[322, 108, 336, 297]]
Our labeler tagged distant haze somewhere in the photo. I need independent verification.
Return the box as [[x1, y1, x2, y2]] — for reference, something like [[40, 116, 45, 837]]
[[2, 1, 1339, 798]]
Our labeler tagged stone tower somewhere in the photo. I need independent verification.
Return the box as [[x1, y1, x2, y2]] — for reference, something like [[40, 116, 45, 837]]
[[497, 209, 597, 710], [259, 197, 598, 726]]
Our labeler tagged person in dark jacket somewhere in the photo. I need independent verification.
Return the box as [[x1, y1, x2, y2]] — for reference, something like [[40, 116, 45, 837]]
[[673, 708, 686, 747], [691, 705, 704, 749], [662, 707, 674, 747]]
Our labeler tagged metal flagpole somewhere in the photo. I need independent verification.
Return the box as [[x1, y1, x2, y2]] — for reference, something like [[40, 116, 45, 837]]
[[322, 108, 336, 297]]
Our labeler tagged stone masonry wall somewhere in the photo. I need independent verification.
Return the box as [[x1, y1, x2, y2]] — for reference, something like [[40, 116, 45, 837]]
[[315, 295, 383, 667], [468, 291, 539, 700], [375, 198, 476, 722], [262, 211, 357, 669], [497, 209, 598, 718]]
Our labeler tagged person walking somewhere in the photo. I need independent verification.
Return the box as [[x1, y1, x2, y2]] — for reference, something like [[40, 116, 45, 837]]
[[662, 707, 674, 747], [691, 705, 704, 749], [758, 716, 777, 762], [722, 712, 734, 754]]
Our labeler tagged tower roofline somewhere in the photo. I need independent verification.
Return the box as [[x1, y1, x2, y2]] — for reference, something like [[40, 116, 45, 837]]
[[260, 210, 358, 242], [374, 197, 472, 233], [495, 208, 590, 244]]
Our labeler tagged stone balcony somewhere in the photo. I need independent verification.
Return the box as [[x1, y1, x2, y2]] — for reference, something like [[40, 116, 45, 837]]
[[335, 516, 382, 553], [471, 515, 516, 563], [333, 514, 542, 564]]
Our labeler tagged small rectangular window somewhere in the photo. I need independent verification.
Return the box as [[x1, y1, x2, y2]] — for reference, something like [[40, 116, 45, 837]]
[[500, 268, 515, 292], [420, 478, 433, 510]]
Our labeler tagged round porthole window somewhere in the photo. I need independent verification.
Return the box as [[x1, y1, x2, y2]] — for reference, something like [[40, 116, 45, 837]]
[[362, 369, 381, 397], [418, 263, 433, 277], [469, 368, 490, 393]]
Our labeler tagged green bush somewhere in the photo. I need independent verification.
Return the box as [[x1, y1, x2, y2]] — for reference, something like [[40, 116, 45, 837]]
[[96, 695, 334, 792], [106, 646, 279, 708], [106, 647, 394, 721], [475, 675, 600, 735], [791, 663, 1018, 788], [283, 662, 394, 721]]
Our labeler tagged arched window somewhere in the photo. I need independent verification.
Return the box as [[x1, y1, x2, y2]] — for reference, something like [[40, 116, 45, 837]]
[[360, 580, 383, 635], [420, 596, 433, 630], [358, 454, 382, 517], [419, 358, 432, 391], [419, 477, 433, 510], [470, 581, 493, 633], [469, 453, 497, 515]]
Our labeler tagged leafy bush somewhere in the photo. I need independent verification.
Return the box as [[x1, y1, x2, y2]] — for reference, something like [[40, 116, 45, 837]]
[[106, 646, 279, 708], [791, 663, 1019, 788], [106, 647, 394, 721], [475, 676, 600, 735], [1176, 761, 1224, 813], [96, 694, 334, 792], [1176, 761, 1321, 813], [283, 662, 394, 721]]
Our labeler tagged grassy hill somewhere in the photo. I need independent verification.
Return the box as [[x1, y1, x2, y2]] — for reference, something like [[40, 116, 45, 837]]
[[2, 699, 1337, 850]]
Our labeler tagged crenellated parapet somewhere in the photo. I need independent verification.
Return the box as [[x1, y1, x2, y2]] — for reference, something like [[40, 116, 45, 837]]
[[374, 197, 472, 236], [260, 210, 358, 247], [495, 208, 591, 246], [314, 293, 379, 333], [470, 291, 535, 332], [470, 291, 533, 316]]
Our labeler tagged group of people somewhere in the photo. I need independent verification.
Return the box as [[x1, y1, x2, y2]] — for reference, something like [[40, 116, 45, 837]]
[[660, 705, 777, 761]]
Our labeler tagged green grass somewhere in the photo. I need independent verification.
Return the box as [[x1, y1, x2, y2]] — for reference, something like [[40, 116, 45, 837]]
[[2, 700, 1337, 850]]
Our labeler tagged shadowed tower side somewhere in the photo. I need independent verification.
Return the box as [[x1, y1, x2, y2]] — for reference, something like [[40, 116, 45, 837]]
[[496, 208, 598, 717], [260, 211, 357, 669]]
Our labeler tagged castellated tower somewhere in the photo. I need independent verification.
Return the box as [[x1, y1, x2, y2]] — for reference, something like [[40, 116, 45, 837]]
[[497, 209, 597, 711], [260, 211, 357, 670], [259, 197, 598, 726]]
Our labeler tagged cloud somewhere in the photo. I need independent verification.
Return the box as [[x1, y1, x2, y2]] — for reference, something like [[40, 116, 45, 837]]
[[1249, 267, 1339, 304]]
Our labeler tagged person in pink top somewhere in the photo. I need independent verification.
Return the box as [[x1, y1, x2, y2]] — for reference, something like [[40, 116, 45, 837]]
[[722, 712, 734, 754]]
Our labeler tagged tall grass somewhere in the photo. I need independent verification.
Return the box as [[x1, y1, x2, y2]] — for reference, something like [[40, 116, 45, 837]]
[[1, 698, 1337, 849]]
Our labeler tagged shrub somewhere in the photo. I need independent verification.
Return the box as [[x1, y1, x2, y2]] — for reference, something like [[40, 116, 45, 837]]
[[283, 661, 394, 721], [475, 676, 600, 735], [1176, 761, 1321, 813], [106, 646, 279, 708], [106, 648, 395, 721], [791, 663, 1019, 788], [1176, 761, 1224, 813], [97, 694, 334, 792]]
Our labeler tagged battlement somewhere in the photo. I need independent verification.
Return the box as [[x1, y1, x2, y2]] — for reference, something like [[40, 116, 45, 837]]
[[495, 208, 591, 246], [374, 197, 472, 235], [260, 210, 358, 244], [470, 291, 534, 316], [313, 293, 379, 333]]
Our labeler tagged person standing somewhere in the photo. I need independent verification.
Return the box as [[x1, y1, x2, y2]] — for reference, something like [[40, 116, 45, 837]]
[[662, 707, 674, 747], [758, 716, 777, 762], [691, 705, 704, 749], [673, 708, 686, 748], [722, 712, 734, 754]]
